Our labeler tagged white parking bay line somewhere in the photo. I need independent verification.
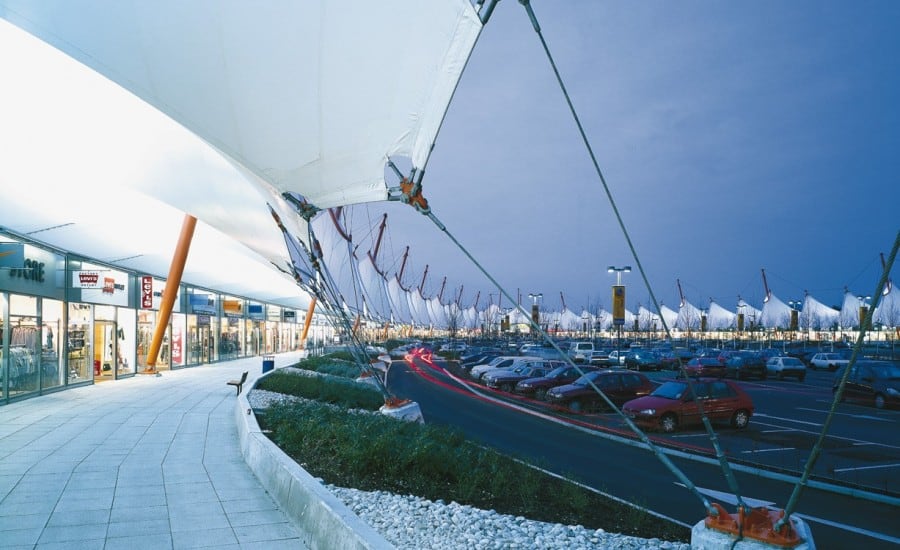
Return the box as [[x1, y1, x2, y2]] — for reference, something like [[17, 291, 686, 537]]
[[796, 407, 894, 422], [760, 429, 794, 433], [741, 447, 795, 454], [833, 462, 900, 473], [753, 413, 823, 427]]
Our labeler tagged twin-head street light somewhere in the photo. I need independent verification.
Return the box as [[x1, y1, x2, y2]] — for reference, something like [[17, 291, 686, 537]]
[[607, 265, 631, 285]]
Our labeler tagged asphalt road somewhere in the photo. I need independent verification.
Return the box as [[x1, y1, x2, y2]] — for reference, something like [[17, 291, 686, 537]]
[[386, 356, 900, 550]]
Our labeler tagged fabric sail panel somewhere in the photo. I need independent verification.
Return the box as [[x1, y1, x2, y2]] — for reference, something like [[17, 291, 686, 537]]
[[387, 276, 413, 325], [0, 0, 483, 282], [311, 209, 365, 315], [707, 301, 736, 330], [0, 1, 482, 207], [357, 254, 392, 322], [675, 301, 703, 330]]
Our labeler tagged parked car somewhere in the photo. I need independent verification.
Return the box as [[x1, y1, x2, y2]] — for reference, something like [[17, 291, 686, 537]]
[[766, 356, 806, 381], [622, 378, 754, 433], [484, 362, 561, 392], [724, 352, 767, 380], [809, 352, 850, 372], [567, 341, 595, 363], [389, 342, 422, 359], [470, 356, 541, 381], [515, 364, 599, 400], [546, 369, 654, 413], [459, 350, 503, 370], [681, 357, 726, 378], [438, 341, 468, 353], [605, 350, 628, 366], [588, 350, 611, 366], [624, 350, 662, 371], [833, 360, 900, 409]]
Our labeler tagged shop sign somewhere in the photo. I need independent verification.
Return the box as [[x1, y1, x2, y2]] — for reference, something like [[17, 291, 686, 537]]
[[141, 276, 153, 308], [189, 293, 217, 314], [283, 310, 296, 322], [9, 258, 46, 283], [73, 270, 102, 288], [612, 285, 626, 326], [140, 277, 181, 312], [248, 303, 265, 319], [3, 244, 64, 299], [223, 298, 242, 317], [0, 243, 25, 269], [76, 267, 128, 306]]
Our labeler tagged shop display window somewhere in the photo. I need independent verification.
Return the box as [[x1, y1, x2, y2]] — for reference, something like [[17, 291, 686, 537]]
[[41, 299, 63, 390], [67, 303, 91, 383], [117, 307, 136, 376], [9, 295, 40, 396]]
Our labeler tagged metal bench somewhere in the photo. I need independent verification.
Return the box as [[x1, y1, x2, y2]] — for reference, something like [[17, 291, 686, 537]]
[[227, 371, 248, 395]]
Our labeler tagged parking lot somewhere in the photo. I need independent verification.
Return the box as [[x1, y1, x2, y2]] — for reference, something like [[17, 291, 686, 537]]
[[449, 354, 900, 496]]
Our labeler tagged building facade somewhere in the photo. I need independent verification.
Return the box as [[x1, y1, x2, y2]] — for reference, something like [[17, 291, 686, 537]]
[[1, 231, 329, 405]]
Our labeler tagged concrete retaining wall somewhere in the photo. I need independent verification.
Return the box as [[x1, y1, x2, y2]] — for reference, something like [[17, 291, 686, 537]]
[[233, 368, 394, 550]]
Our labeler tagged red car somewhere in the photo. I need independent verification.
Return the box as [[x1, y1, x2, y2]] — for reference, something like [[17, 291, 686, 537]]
[[682, 357, 726, 378], [546, 369, 654, 413], [622, 378, 754, 433]]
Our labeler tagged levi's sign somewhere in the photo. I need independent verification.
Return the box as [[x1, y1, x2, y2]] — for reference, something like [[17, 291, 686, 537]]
[[73, 270, 102, 288], [141, 276, 154, 308]]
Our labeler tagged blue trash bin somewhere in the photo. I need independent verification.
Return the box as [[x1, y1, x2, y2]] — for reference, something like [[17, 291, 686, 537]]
[[262, 355, 275, 373]]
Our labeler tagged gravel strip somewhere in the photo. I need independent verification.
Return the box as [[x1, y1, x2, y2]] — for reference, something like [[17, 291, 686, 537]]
[[248, 388, 691, 549]]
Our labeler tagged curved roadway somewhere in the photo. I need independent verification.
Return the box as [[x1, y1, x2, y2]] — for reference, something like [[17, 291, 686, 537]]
[[386, 355, 900, 550]]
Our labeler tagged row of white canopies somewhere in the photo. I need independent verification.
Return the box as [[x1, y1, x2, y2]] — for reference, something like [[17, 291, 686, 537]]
[[349, 286, 900, 333]]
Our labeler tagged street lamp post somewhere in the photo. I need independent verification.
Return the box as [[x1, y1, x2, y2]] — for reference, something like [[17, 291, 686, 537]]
[[608, 266, 631, 366], [528, 292, 542, 339]]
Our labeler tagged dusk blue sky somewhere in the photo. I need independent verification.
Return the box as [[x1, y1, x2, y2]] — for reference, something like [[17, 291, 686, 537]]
[[361, 1, 899, 314], [2, 2, 897, 317]]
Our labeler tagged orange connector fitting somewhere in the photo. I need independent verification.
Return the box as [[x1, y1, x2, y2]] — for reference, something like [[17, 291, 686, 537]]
[[706, 502, 801, 547]]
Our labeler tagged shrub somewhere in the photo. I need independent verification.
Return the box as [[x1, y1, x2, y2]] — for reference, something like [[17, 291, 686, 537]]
[[256, 370, 384, 410]]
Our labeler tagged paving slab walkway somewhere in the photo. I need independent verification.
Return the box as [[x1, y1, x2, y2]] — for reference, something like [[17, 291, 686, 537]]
[[0, 353, 310, 550]]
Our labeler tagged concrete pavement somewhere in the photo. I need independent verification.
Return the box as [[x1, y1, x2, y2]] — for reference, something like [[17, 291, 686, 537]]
[[0, 353, 311, 550]]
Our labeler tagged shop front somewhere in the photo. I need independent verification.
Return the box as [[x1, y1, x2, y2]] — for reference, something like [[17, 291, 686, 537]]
[[187, 289, 219, 366], [136, 275, 180, 371], [69, 261, 136, 382], [220, 296, 244, 360], [1, 240, 66, 403]]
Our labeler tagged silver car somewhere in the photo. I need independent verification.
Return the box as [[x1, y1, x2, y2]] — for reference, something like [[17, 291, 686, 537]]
[[766, 356, 806, 381]]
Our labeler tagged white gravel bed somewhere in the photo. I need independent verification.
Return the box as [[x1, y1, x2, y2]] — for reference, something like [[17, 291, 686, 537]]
[[247, 388, 691, 549]]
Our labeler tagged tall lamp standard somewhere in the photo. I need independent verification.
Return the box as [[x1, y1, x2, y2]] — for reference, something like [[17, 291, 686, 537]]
[[608, 266, 631, 365], [528, 292, 542, 339], [858, 295, 872, 351]]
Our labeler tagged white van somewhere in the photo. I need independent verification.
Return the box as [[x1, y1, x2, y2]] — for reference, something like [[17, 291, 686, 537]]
[[567, 342, 595, 363]]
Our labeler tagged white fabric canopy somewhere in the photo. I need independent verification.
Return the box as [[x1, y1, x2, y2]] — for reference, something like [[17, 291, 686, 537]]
[[0, 2, 482, 309], [707, 301, 736, 330]]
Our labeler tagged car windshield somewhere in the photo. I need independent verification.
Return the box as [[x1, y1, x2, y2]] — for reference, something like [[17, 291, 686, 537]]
[[783, 358, 803, 366], [872, 364, 900, 379], [573, 372, 601, 386], [545, 366, 568, 378], [651, 381, 687, 400], [487, 356, 508, 366]]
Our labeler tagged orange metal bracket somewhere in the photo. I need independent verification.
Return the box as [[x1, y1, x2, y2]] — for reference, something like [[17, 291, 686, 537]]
[[400, 178, 429, 211], [705, 502, 801, 547]]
